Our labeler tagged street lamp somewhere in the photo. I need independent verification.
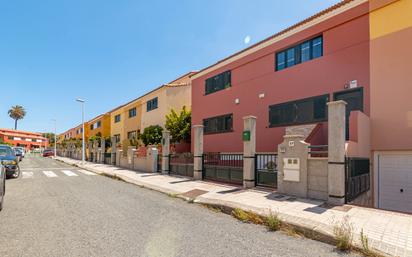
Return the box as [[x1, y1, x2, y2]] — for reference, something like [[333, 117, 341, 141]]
[[76, 98, 85, 163], [51, 119, 57, 158]]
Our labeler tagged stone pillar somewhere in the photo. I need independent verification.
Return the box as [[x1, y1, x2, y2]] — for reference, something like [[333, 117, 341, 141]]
[[243, 116, 257, 188], [277, 135, 309, 198], [327, 100, 347, 205], [116, 149, 122, 166], [100, 138, 106, 164], [161, 131, 170, 175], [147, 147, 158, 173], [193, 125, 204, 180], [93, 141, 99, 162], [111, 136, 117, 165], [88, 142, 93, 162]]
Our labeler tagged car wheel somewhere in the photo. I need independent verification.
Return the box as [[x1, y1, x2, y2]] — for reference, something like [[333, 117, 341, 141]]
[[12, 168, 20, 179]]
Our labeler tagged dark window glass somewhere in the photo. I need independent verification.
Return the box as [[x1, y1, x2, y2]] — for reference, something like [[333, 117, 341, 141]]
[[8, 136, 13, 140], [276, 52, 286, 71], [286, 48, 295, 67], [275, 35, 323, 71], [97, 121, 101, 128], [114, 134, 120, 143], [90, 124, 93, 130], [129, 108, 136, 118], [300, 41, 311, 63], [203, 114, 233, 134], [127, 131, 137, 140], [115, 114, 121, 123], [147, 97, 158, 112], [334, 88, 364, 140], [312, 37, 323, 59], [205, 70, 231, 95], [269, 94, 329, 127]]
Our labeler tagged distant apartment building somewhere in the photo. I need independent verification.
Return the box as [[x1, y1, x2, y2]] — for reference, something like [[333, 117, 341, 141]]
[[0, 128, 48, 150]]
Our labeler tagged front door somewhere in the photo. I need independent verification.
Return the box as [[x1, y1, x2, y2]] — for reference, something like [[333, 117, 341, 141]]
[[334, 88, 364, 140]]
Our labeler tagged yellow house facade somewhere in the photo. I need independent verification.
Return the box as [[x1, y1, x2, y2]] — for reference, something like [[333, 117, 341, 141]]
[[140, 72, 194, 130], [109, 98, 143, 146], [88, 113, 111, 139]]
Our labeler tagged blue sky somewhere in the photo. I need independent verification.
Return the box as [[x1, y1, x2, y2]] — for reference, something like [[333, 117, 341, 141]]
[[0, 0, 339, 134]]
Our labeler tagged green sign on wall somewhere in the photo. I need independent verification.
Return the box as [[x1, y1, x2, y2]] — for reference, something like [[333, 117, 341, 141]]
[[242, 130, 251, 141]]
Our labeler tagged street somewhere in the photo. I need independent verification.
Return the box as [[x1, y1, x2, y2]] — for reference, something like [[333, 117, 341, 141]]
[[0, 156, 356, 257]]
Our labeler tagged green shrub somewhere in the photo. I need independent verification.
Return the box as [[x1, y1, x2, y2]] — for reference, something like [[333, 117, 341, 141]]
[[333, 216, 353, 251]]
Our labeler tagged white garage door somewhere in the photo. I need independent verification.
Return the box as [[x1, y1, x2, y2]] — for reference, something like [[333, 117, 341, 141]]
[[378, 154, 412, 213]]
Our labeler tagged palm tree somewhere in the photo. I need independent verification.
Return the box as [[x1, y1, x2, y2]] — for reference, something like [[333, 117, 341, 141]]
[[8, 105, 26, 130]]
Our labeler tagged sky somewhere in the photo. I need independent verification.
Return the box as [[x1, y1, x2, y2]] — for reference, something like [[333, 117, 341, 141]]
[[0, 0, 340, 134]]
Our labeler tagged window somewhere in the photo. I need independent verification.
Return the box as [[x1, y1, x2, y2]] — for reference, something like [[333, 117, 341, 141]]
[[90, 124, 94, 130], [129, 108, 136, 118], [147, 97, 158, 112], [114, 134, 120, 143], [97, 121, 101, 128], [203, 114, 233, 134], [115, 114, 121, 123], [205, 70, 231, 95], [276, 36, 323, 71], [276, 52, 286, 71], [127, 131, 137, 140], [269, 94, 329, 127], [7, 136, 13, 140], [334, 88, 364, 140]]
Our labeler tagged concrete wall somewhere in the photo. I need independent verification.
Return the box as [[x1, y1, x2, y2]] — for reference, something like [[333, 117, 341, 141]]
[[346, 111, 371, 158], [191, 2, 370, 153], [307, 158, 328, 201]]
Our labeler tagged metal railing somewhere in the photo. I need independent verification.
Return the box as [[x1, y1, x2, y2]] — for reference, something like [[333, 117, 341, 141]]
[[308, 145, 328, 157], [255, 153, 278, 188], [345, 157, 370, 203], [203, 153, 243, 167]]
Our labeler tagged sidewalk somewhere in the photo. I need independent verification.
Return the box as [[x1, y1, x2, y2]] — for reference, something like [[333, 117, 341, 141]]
[[56, 156, 412, 257]]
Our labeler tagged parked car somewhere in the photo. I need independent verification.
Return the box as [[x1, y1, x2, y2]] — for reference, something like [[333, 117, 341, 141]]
[[13, 147, 24, 161], [0, 145, 20, 178], [0, 164, 5, 211], [43, 149, 54, 157]]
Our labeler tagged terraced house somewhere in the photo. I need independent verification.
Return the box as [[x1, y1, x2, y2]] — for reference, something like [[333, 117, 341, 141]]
[[109, 71, 195, 145], [191, 0, 412, 213], [88, 113, 111, 139]]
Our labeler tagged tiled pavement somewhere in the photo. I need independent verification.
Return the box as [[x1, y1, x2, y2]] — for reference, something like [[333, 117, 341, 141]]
[[56, 156, 412, 257]]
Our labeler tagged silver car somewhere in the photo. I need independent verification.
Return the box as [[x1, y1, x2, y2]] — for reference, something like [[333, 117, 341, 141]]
[[0, 164, 5, 211]]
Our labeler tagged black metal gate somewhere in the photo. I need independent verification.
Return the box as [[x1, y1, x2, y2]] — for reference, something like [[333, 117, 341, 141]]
[[255, 154, 278, 188], [157, 155, 162, 172], [169, 153, 194, 177], [203, 153, 243, 185], [345, 157, 370, 203], [103, 152, 112, 165]]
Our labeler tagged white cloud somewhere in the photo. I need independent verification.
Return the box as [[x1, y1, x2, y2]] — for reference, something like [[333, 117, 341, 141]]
[[244, 35, 251, 44]]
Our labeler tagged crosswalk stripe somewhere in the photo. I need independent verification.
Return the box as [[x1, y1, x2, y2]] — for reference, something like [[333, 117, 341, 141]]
[[61, 170, 78, 177], [22, 171, 34, 179], [43, 171, 58, 178], [77, 169, 96, 176]]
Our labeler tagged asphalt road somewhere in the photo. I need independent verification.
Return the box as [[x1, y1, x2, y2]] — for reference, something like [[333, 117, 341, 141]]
[[0, 156, 358, 257]]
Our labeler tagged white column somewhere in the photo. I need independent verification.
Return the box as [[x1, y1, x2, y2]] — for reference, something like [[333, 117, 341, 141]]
[[161, 131, 170, 175], [243, 116, 257, 188], [193, 125, 204, 180], [327, 100, 347, 205]]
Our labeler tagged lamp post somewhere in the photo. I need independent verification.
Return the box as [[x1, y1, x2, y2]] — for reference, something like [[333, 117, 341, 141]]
[[51, 119, 57, 158], [76, 98, 85, 163]]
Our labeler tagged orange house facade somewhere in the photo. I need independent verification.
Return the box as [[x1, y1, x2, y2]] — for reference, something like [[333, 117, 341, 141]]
[[0, 129, 48, 150]]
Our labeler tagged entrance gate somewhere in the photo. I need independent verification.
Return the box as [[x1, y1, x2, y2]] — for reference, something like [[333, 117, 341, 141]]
[[203, 153, 243, 185], [169, 153, 194, 177], [255, 154, 278, 188]]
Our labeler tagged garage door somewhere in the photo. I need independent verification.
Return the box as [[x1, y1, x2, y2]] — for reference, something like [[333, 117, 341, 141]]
[[378, 154, 412, 213]]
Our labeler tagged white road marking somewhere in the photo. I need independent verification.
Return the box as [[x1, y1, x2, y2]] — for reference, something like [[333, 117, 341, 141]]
[[77, 169, 96, 176], [43, 171, 58, 178], [22, 171, 34, 178], [61, 170, 78, 177]]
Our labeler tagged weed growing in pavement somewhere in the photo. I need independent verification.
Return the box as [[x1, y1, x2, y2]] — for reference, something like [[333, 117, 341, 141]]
[[360, 229, 385, 257], [265, 211, 281, 231], [168, 193, 178, 198], [333, 216, 354, 251], [231, 208, 264, 224]]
